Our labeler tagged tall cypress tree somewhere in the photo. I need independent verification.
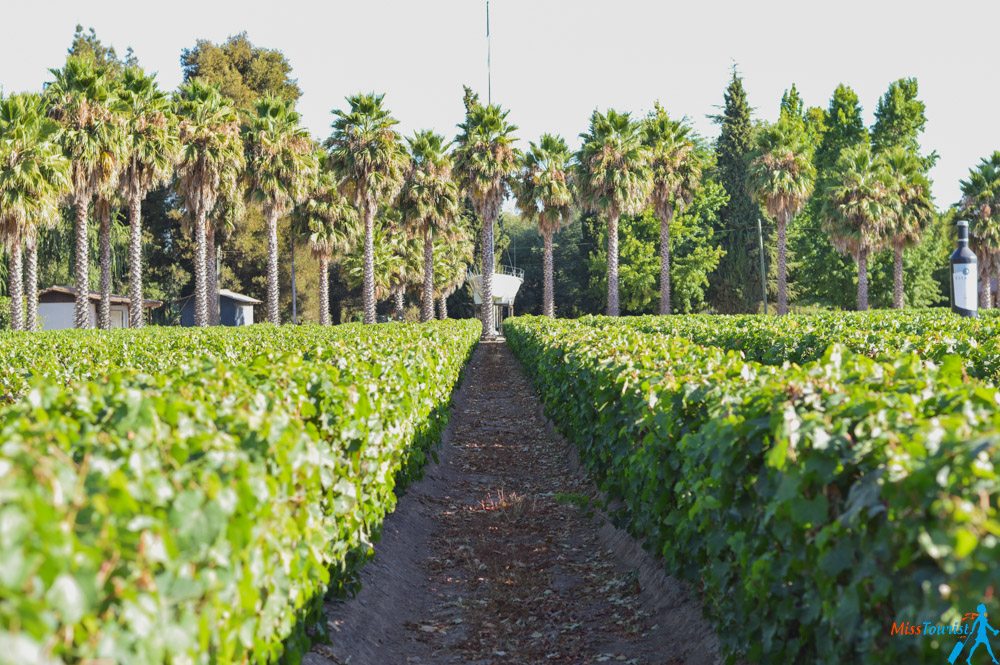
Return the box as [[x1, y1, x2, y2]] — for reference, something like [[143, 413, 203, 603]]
[[868, 78, 944, 308], [708, 69, 762, 313], [791, 84, 868, 308], [780, 84, 804, 120], [871, 78, 927, 155]]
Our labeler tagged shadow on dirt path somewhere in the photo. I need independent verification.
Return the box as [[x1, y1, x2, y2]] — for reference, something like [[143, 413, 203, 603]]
[[305, 339, 721, 665]]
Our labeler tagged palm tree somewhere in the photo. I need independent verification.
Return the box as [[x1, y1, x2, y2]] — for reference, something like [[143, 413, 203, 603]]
[[243, 96, 318, 324], [642, 104, 701, 315], [514, 133, 573, 317], [389, 231, 422, 321], [959, 152, 1000, 309], [576, 109, 651, 316], [118, 66, 179, 327], [46, 55, 122, 328], [433, 219, 474, 319], [297, 166, 357, 325], [342, 214, 409, 312], [0, 93, 71, 331], [822, 144, 895, 311], [175, 79, 244, 327], [208, 182, 244, 324], [401, 130, 461, 322], [883, 147, 934, 309], [454, 87, 519, 337], [748, 116, 815, 315], [94, 192, 118, 329], [327, 93, 407, 324]]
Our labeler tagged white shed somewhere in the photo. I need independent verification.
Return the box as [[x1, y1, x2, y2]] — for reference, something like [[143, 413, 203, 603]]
[[38, 286, 163, 330]]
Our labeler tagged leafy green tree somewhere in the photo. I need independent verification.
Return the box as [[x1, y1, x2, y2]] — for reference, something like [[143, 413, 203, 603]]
[[882, 148, 934, 308], [243, 96, 317, 323], [576, 109, 650, 316], [587, 181, 726, 314], [870, 77, 936, 309], [822, 144, 895, 310], [709, 70, 759, 313], [958, 152, 1000, 308], [175, 79, 245, 326], [643, 104, 701, 314], [46, 55, 123, 328], [327, 93, 407, 324], [748, 116, 815, 314], [433, 218, 474, 319], [180, 33, 301, 111], [780, 84, 805, 119], [66, 32, 132, 329], [297, 166, 357, 325], [0, 93, 71, 330], [118, 66, 179, 327], [514, 133, 573, 317], [815, 85, 868, 173], [181, 32, 302, 315], [401, 131, 461, 322], [68, 25, 136, 73], [454, 87, 519, 335], [341, 211, 413, 314], [872, 78, 927, 155], [791, 85, 868, 308]]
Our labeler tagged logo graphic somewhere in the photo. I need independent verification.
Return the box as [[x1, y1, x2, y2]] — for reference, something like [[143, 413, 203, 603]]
[[948, 604, 1000, 665]]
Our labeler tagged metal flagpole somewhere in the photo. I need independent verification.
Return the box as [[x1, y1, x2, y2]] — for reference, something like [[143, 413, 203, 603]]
[[486, 0, 492, 104], [486, 0, 495, 331]]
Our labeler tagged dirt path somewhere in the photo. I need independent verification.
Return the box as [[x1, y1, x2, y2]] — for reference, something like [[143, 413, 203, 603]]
[[305, 340, 721, 665]]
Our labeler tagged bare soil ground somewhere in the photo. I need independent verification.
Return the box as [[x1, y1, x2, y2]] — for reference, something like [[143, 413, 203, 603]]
[[304, 340, 721, 665]]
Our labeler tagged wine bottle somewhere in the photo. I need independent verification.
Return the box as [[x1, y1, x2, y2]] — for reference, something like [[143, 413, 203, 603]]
[[950, 220, 978, 317]]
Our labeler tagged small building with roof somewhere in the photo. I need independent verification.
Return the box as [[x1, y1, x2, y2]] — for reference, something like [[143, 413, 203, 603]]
[[38, 286, 163, 330], [179, 289, 262, 327]]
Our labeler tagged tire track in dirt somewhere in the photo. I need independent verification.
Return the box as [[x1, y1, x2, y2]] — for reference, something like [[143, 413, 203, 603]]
[[305, 339, 721, 665]]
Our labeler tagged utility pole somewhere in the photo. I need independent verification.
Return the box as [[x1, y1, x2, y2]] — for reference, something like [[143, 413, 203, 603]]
[[757, 217, 768, 314]]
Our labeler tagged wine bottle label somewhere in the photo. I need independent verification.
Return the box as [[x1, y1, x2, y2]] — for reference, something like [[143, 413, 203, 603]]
[[953, 264, 977, 310]]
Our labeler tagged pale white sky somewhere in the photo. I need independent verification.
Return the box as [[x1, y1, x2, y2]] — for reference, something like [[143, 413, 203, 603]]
[[0, 0, 995, 206]]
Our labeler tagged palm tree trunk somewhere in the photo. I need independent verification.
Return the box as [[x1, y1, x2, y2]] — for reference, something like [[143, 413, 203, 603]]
[[25, 238, 38, 332], [979, 260, 992, 309], [421, 225, 434, 322], [776, 212, 789, 315], [194, 209, 209, 327], [658, 204, 673, 315], [393, 286, 405, 320], [290, 234, 298, 324], [206, 224, 220, 325], [73, 195, 90, 328], [480, 202, 496, 337], [439, 294, 448, 320], [319, 255, 330, 325], [543, 230, 555, 317], [7, 238, 23, 331], [265, 206, 280, 324], [990, 261, 1000, 307], [892, 242, 905, 309], [607, 212, 620, 316], [362, 201, 377, 324], [127, 195, 144, 328], [98, 198, 112, 330], [856, 248, 869, 311]]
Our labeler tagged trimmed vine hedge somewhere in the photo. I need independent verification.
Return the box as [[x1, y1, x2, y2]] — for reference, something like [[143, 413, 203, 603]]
[[577, 309, 1000, 383], [505, 315, 1000, 664], [0, 321, 479, 664]]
